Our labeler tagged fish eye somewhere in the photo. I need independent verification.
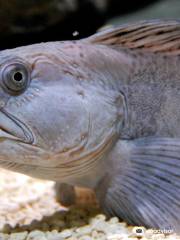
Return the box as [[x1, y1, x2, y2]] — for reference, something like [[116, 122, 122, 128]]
[[13, 71, 24, 82], [1, 61, 30, 95]]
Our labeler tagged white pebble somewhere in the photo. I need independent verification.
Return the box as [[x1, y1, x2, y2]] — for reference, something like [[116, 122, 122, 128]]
[[9, 232, 28, 240], [27, 230, 46, 240], [59, 229, 72, 238], [109, 217, 119, 224]]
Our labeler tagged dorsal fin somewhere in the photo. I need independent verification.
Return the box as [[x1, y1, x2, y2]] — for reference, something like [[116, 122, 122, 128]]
[[85, 20, 180, 55]]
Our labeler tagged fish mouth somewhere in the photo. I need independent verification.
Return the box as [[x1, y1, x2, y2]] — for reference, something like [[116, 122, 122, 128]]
[[0, 109, 34, 144]]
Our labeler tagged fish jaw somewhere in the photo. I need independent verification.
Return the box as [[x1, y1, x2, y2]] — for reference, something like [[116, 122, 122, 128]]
[[0, 109, 34, 143], [0, 129, 117, 188]]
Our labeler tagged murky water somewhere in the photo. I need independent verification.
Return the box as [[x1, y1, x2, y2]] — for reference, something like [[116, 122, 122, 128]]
[[108, 0, 180, 25]]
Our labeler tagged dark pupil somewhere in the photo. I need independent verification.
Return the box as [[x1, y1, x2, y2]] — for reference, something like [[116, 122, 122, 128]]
[[13, 71, 23, 82]]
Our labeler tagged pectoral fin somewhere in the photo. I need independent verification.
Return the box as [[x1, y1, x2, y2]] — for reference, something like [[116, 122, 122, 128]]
[[95, 137, 180, 232]]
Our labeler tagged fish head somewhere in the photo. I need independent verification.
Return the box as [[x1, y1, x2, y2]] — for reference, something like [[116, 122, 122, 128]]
[[0, 42, 125, 182]]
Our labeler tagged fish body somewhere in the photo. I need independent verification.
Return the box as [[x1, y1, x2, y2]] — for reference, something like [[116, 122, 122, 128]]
[[0, 20, 179, 231]]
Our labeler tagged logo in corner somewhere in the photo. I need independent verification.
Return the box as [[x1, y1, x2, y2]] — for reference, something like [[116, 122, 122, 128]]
[[132, 226, 145, 237]]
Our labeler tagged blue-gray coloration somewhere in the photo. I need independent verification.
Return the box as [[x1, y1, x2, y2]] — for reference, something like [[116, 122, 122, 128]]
[[0, 20, 179, 232]]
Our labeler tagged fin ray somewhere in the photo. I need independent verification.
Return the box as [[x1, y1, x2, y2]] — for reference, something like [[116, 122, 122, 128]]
[[86, 20, 180, 55], [96, 137, 180, 232]]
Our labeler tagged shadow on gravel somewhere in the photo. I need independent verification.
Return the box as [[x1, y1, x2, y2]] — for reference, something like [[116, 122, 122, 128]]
[[2, 205, 101, 234]]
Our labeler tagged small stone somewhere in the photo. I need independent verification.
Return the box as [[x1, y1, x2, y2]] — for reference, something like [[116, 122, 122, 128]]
[[2, 224, 12, 234], [75, 225, 92, 235], [27, 230, 46, 240], [9, 232, 28, 240], [0, 233, 9, 240], [95, 214, 106, 221], [59, 229, 72, 238], [79, 236, 93, 240], [66, 237, 78, 240], [45, 232, 63, 240], [109, 217, 119, 224], [91, 230, 98, 238]]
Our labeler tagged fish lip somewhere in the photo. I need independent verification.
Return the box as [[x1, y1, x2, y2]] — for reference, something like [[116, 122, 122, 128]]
[[0, 109, 34, 144]]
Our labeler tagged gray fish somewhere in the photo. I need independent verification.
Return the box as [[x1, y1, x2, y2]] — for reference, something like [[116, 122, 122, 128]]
[[0, 20, 179, 232]]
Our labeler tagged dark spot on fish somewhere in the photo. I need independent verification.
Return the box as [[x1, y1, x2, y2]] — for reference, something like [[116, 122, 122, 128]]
[[78, 45, 83, 49], [63, 70, 74, 76], [71, 41, 77, 44], [87, 72, 92, 78], [80, 53, 84, 58], [72, 62, 78, 68], [77, 90, 85, 98], [162, 55, 168, 59], [65, 45, 74, 49], [81, 132, 88, 140], [77, 74, 85, 81]]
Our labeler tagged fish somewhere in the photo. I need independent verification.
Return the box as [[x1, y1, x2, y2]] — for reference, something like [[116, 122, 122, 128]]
[[0, 19, 179, 232]]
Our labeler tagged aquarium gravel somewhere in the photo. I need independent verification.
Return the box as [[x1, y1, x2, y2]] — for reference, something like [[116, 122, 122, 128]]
[[0, 169, 179, 240]]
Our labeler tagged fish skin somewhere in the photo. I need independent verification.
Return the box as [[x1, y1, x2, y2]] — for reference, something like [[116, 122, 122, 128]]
[[0, 20, 179, 231], [0, 41, 124, 191]]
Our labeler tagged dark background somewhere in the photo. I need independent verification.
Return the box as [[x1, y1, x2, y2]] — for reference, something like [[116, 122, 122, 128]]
[[0, 0, 179, 50]]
